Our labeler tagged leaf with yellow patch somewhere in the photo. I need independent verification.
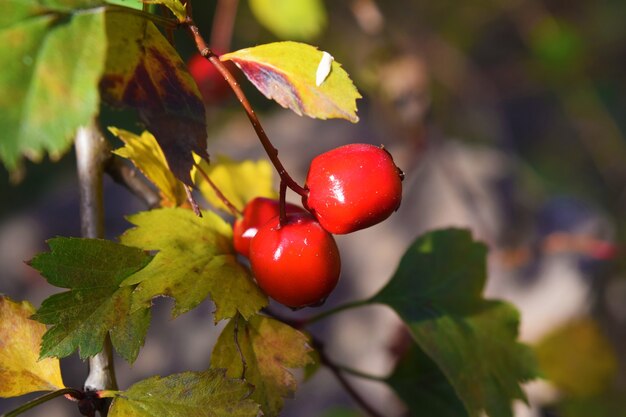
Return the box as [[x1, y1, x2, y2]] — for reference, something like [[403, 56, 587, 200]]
[[0, 296, 64, 397], [211, 315, 314, 416], [121, 208, 267, 320], [221, 42, 361, 122], [111, 128, 187, 207], [193, 155, 276, 213]]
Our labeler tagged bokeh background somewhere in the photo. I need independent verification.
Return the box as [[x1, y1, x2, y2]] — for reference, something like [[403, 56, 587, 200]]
[[2, 0, 626, 416]]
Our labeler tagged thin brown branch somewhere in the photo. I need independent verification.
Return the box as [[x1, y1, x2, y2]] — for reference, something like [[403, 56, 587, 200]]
[[183, 17, 308, 198], [184, 184, 202, 217], [105, 155, 161, 208], [194, 162, 242, 216], [210, 0, 239, 52]]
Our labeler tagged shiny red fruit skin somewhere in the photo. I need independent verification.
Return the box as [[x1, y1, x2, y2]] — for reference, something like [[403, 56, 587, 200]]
[[303, 144, 403, 234], [187, 53, 231, 103], [233, 197, 307, 258], [249, 213, 341, 308]]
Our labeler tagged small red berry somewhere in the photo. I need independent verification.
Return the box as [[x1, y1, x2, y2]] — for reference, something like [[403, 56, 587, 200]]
[[249, 213, 341, 308], [233, 197, 307, 258], [187, 52, 231, 103], [303, 143, 403, 234]]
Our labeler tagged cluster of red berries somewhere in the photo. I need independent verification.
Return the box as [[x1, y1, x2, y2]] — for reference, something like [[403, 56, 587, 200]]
[[234, 144, 404, 309]]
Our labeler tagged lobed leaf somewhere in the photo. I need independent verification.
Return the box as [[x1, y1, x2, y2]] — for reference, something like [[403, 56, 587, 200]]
[[211, 315, 314, 416], [29, 238, 153, 362], [372, 229, 538, 417], [0, 296, 65, 397], [108, 369, 260, 417], [110, 128, 187, 207], [221, 42, 361, 122], [387, 343, 468, 417], [120, 208, 267, 320], [193, 155, 276, 213], [0, 4, 106, 176], [101, 12, 208, 185], [248, 0, 327, 40]]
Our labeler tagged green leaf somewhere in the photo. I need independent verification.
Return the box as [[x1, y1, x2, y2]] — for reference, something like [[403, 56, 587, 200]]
[[221, 42, 361, 122], [249, 0, 326, 40], [29, 238, 152, 362], [120, 208, 267, 320], [105, 0, 143, 10], [193, 155, 276, 213], [387, 343, 468, 417], [0, 6, 106, 175], [142, 0, 186, 21], [108, 369, 260, 417], [101, 12, 208, 185], [0, 296, 65, 397], [211, 315, 314, 416], [371, 229, 538, 417]]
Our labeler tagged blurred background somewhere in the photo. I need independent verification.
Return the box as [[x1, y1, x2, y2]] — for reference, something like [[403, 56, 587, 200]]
[[2, 0, 626, 416]]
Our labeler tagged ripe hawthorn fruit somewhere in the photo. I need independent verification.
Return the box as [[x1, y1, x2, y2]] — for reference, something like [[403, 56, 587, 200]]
[[187, 52, 231, 103], [303, 143, 404, 234], [249, 212, 341, 308], [233, 197, 307, 258]]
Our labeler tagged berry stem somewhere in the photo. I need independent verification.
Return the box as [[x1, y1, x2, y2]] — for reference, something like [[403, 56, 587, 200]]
[[278, 180, 288, 226], [183, 17, 308, 198], [194, 162, 243, 216], [3, 388, 85, 417]]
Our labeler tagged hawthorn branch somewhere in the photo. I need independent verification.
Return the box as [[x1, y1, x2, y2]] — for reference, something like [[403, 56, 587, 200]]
[[104, 155, 160, 208], [75, 121, 117, 416], [183, 18, 308, 198], [210, 0, 238, 52]]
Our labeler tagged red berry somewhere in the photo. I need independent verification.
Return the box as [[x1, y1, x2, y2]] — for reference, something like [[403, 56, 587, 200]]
[[249, 213, 341, 308], [303, 144, 403, 234], [233, 197, 307, 258], [187, 52, 231, 103]]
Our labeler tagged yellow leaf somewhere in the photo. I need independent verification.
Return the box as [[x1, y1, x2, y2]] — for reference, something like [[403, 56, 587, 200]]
[[0, 296, 64, 397], [193, 155, 276, 213], [110, 128, 187, 207]]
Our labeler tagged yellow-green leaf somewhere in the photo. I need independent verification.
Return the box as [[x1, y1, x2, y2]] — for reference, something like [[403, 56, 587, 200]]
[[111, 128, 187, 207], [108, 369, 260, 417], [211, 315, 314, 416], [249, 0, 326, 40], [142, 0, 187, 22], [120, 208, 267, 320], [0, 296, 64, 397], [221, 42, 361, 122], [193, 155, 276, 213], [536, 317, 617, 398]]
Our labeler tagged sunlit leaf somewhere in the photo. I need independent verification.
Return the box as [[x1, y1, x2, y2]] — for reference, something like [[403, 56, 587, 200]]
[[108, 369, 260, 417], [101, 12, 208, 185], [29, 238, 152, 362], [193, 155, 276, 213], [211, 315, 314, 416], [142, 0, 186, 21], [249, 0, 326, 40], [105, 0, 143, 10], [111, 128, 187, 207], [0, 296, 65, 397], [221, 42, 361, 122], [371, 229, 538, 417], [536, 317, 617, 398], [120, 208, 267, 320], [0, 4, 106, 176]]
